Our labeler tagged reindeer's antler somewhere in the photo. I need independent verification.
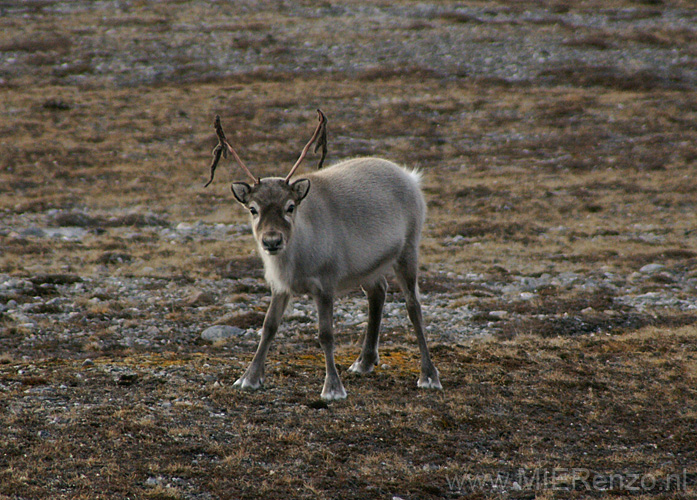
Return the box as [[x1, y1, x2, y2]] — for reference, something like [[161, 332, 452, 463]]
[[204, 115, 258, 187], [284, 109, 328, 182], [314, 110, 328, 170]]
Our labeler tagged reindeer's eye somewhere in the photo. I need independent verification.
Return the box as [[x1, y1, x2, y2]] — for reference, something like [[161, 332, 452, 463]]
[[249, 207, 258, 216], [286, 203, 295, 215]]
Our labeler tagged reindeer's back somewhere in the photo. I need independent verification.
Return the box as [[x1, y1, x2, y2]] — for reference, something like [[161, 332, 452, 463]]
[[305, 157, 425, 229], [297, 158, 424, 275]]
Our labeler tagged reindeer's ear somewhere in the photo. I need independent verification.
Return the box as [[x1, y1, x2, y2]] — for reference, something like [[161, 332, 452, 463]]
[[231, 182, 252, 204], [291, 178, 310, 202]]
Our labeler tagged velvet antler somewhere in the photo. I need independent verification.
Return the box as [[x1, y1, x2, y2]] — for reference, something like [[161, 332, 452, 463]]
[[284, 109, 328, 182], [204, 115, 258, 187]]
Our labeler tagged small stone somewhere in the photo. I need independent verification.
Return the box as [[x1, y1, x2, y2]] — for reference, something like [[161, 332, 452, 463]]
[[489, 310, 508, 319], [82, 359, 94, 368], [145, 477, 161, 487], [176, 222, 195, 234], [201, 325, 245, 342], [640, 263, 665, 275], [52, 227, 88, 240]]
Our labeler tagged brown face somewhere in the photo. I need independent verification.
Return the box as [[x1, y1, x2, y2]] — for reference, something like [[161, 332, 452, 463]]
[[231, 178, 310, 255]]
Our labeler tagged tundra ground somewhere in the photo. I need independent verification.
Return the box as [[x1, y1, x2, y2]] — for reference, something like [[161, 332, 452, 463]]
[[1, 1, 696, 499]]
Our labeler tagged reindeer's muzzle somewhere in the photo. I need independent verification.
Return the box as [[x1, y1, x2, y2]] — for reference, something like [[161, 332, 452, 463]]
[[261, 231, 285, 255]]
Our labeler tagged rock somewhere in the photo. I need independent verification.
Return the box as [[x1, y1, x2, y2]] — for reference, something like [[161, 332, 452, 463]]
[[1, 278, 33, 291], [145, 477, 162, 487], [519, 274, 552, 291], [175, 222, 196, 234], [43, 227, 88, 240], [201, 325, 245, 342], [640, 263, 665, 275]]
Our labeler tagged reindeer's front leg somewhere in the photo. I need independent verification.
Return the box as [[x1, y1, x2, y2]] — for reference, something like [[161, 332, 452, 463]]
[[315, 293, 347, 400], [233, 291, 290, 390]]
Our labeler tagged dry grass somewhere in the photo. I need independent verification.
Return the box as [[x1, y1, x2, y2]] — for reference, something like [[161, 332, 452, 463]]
[[1, 329, 695, 498]]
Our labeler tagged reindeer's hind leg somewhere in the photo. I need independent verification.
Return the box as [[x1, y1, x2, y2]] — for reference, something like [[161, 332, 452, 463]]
[[393, 249, 442, 390], [349, 276, 388, 374]]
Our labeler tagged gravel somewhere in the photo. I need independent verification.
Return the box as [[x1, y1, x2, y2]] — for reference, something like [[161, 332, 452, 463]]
[[2, 212, 696, 358], [1, 2, 696, 89], [201, 325, 246, 342]]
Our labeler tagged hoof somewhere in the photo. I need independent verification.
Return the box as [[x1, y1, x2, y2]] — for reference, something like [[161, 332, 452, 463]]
[[418, 374, 442, 390], [321, 382, 347, 401], [348, 358, 376, 375], [233, 377, 262, 391]]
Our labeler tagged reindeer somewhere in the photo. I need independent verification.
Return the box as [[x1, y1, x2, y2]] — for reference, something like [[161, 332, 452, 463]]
[[205, 110, 441, 400]]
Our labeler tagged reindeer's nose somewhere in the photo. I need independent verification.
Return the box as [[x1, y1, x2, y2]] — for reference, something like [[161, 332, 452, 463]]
[[262, 232, 284, 254]]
